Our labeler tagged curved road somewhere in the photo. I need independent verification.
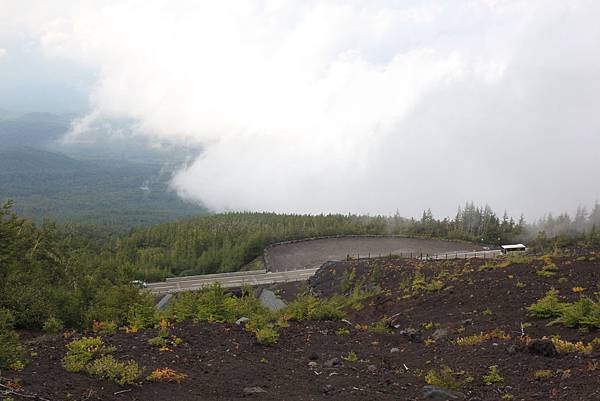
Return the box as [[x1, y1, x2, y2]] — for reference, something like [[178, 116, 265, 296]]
[[147, 237, 490, 294], [266, 236, 486, 271]]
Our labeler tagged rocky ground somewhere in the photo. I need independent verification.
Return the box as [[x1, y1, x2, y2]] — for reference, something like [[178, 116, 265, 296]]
[[3, 251, 599, 401]]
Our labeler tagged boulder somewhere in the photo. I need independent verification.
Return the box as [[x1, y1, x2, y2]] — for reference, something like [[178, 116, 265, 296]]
[[243, 387, 267, 395], [235, 317, 250, 325], [528, 338, 557, 357], [431, 328, 449, 341], [399, 328, 423, 343], [323, 357, 341, 368], [258, 289, 286, 312], [421, 385, 466, 400]]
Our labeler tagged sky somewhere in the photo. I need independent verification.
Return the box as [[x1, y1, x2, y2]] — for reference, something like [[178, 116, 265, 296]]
[[1, 0, 599, 218]]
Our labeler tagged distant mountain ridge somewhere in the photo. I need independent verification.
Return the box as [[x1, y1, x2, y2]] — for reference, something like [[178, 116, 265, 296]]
[[0, 111, 206, 228]]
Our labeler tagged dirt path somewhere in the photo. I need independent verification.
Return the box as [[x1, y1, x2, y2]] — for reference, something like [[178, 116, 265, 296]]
[[266, 236, 486, 271]]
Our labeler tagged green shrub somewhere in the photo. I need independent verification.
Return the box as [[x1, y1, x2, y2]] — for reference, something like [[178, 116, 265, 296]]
[[283, 295, 345, 321], [167, 283, 272, 325], [552, 297, 600, 329], [85, 285, 145, 327], [148, 336, 168, 347], [42, 316, 64, 333], [62, 337, 115, 372], [87, 355, 142, 385], [425, 280, 445, 292], [369, 317, 392, 334], [527, 288, 566, 318], [254, 326, 279, 346], [126, 295, 158, 329], [342, 351, 358, 362], [0, 308, 25, 369], [482, 365, 504, 385], [424, 366, 464, 390]]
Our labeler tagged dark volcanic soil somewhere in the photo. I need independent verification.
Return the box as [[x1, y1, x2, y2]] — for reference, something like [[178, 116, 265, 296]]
[[5, 252, 600, 401]]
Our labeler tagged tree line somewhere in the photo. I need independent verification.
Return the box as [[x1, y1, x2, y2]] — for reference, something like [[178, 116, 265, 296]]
[[2, 199, 599, 333]]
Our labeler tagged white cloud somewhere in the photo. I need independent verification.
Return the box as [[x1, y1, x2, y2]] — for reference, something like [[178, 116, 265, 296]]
[[0, 48, 6, 60], [4, 0, 600, 217]]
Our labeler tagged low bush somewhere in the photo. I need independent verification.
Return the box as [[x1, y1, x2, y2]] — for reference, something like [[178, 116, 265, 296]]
[[552, 297, 600, 329], [424, 366, 468, 390], [42, 316, 64, 334], [282, 295, 345, 321], [92, 320, 117, 335], [126, 295, 159, 329], [167, 283, 272, 325], [534, 369, 553, 379], [87, 355, 142, 385], [455, 329, 510, 346], [253, 326, 279, 346], [528, 289, 599, 329], [62, 337, 115, 372], [527, 289, 566, 319], [482, 365, 504, 385], [146, 367, 187, 383]]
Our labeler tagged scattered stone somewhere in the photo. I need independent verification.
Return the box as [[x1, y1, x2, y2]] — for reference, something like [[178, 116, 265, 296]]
[[243, 387, 267, 395], [421, 385, 466, 400], [309, 351, 320, 360], [399, 328, 423, 343], [367, 364, 377, 373], [459, 319, 474, 326], [506, 344, 517, 354], [258, 289, 286, 312], [528, 338, 557, 357], [235, 317, 250, 325], [468, 397, 483, 401], [431, 328, 449, 341], [389, 313, 402, 329], [322, 384, 335, 394], [308, 361, 318, 369], [324, 357, 341, 368], [390, 347, 400, 353]]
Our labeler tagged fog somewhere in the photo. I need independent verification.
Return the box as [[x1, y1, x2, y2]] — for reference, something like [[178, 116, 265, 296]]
[[2, 0, 600, 218]]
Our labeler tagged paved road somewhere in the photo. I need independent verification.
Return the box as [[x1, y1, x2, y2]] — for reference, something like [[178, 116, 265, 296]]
[[147, 268, 319, 295], [265, 237, 487, 271], [147, 249, 500, 295]]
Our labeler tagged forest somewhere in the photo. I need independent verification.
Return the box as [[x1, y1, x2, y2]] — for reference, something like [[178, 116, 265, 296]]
[[2, 199, 600, 335]]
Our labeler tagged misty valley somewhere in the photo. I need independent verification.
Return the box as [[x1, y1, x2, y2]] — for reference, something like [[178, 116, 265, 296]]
[[1, 2, 600, 401]]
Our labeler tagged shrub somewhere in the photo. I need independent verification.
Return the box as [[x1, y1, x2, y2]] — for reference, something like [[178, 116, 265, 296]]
[[369, 317, 392, 334], [146, 367, 187, 383], [424, 366, 464, 390], [62, 337, 115, 372], [551, 336, 593, 355], [455, 329, 510, 346], [482, 365, 504, 385], [92, 320, 117, 335], [167, 283, 272, 325], [534, 369, 553, 379], [342, 351, 358, 362], [527, 288, 566, 319], [254, 326, 279, 346], [425, 280, 445, 292], [85, 285, 145, 327], [148, 336, 168, 347], [42, 316, 64, 334], [283, 295, 345, 321], [127, 296, 159, 329], [552, 297, 600, 329], [87, 355, 142, 385], [335, 328, 350, 336], [0, 308, 25, 369]]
